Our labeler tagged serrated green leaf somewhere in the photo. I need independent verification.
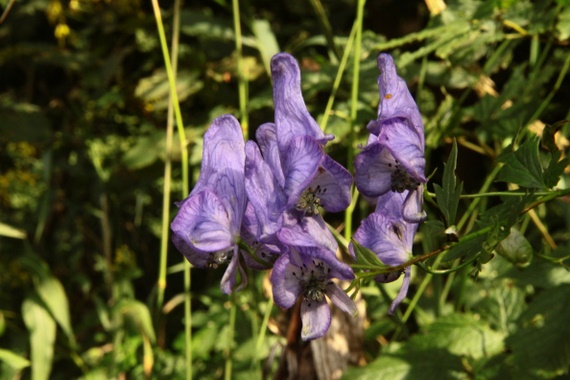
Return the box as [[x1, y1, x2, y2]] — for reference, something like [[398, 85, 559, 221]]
[[343, 347, 464, 380], [497, 137, 546, 188], [408, 313, 506, 360], [22, 296, 56, 380], [443, 196, 532, 262], [507, 284, 570, 376], [473, 280, 526, 334], [434, 140, 463, 226]]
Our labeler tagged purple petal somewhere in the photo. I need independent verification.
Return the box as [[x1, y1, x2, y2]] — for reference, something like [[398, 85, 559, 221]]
[[282, 136, 323, 209], [220, 246, 247, 294], [309, 155, 353, 212], [271, 253, 302, 309], [255, 123, 285, 187], [376, 54, 423, 132], [278, 214, 338, 254], [192, 114, 245, 195], [212, 168, 248, 235], [374, 191, 407, 220], [300, 298, 331, 340], [296, 246, 355, 281], [388, 266, 411, 315], [271, 53, 334, 153], [245, 141, 287, 234], [352, 212, 410, 267], [171, 191, 233, 267], [379, 119, 425, 184], [403, 186, 427, 223], [354, 142, 394, 198], [326, 282, 357, 316]]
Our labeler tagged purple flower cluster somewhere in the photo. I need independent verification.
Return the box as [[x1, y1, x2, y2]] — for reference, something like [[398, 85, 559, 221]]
[[171, 52, 425, 338], [171, 53, 355, 340], [351, 53, 426, 314]]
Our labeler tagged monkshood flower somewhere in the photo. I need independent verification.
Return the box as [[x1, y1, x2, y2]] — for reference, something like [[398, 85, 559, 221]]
[[354, 53, 426, 222], [171, 115, 247, 294], [270, 52, 353, 216], [350, 191, 418, 314], [242, 123, 339, 265], [271, 245, 357, 340]]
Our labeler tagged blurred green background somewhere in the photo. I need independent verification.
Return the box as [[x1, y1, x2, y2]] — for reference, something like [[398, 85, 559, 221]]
[[1, 0, 570, 379]]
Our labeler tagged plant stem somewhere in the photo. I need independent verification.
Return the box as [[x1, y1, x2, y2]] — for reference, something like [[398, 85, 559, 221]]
[[150, 1, 191, 378], [225, 294, 237, 380], [344, 0, 366, 242], [232, 0, 248, 139]]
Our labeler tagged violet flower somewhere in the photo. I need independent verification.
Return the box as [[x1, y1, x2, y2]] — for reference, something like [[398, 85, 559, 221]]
[[354, 53, 426, 222], [242, 123, 339, 264], [271, 246, 357, 340], [270, 53, 353, 216], [350, 191, 418, 314], [171, 115, 247, 294]]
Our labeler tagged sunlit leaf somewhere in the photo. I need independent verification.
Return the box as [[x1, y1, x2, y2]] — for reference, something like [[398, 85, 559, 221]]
[[252, 19, 280, 75], [18, 254, 76, 347], [0, 348, 30, 371], [22, 296, 56, 380], [34, 276, 76, 348], [0, 222, 26, 239], [135, 69, 203, 111]]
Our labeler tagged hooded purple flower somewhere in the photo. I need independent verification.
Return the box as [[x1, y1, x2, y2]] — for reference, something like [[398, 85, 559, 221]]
[[271, 246, 357, 340], [270, 53, 353, 216], [350, 191, 418, 314], [354, 53, 426, 222], [242, 123, 339, 264], [171, 115, 247, 294]]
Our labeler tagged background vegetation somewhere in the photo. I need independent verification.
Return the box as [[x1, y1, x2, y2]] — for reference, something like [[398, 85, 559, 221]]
[[1, 0, 569, 378]]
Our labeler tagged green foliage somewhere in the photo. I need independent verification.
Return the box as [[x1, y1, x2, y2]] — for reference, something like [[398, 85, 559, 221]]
[[22, 295, 56, 380], [498, 137, 548, 189], [434, 140, 463, 227], [1, 0, 569, 378]]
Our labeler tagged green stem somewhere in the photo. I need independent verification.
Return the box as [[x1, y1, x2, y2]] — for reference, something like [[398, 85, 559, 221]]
[[225, 294, 237, 380], [157, 0, 181, 319], [320, 21, 357, 132], [254, 297, 274, 366], [232, 0, 248, 139], [309, 0, 341, 60], [150, 1, 191, 378], [344, 0, 365, 241], [426, 189, 570, 199]]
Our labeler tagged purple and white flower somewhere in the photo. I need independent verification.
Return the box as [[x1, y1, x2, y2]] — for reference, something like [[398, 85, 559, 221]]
[[271, 53, 353, 216], [271, 246, 357, 340], [354, 53, 426, 222], [171, 115, 247, 294]]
